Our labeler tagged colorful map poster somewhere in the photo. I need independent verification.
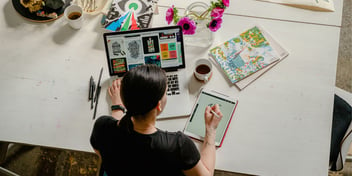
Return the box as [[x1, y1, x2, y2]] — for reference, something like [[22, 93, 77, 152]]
[[209, 26, 279, 83]]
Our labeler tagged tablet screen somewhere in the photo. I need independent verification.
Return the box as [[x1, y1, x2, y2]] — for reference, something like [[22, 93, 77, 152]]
[[184, 91, 237, 146]]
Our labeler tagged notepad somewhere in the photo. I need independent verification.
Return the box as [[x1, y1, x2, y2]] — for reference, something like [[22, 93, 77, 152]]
[[183, 89, 238, 147]]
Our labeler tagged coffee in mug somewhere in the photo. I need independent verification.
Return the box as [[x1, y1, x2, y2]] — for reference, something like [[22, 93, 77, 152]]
[[68, 12, 81, 20], [194, 59, 213, 83], [64, 4, 83, 29], [196, 64, 211, 74]]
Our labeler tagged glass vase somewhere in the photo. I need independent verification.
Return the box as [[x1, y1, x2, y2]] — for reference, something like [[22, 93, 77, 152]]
[[183, 2, 214, 47]]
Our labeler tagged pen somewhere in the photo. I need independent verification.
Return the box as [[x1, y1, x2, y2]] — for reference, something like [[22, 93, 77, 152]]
[[94, 67, 103, 102], [93, 85, 101, 120], [210, 109, 220, 118], [89, 76, 94, 101], [93, 67, 103, 120], [91, 81, 95, 110]]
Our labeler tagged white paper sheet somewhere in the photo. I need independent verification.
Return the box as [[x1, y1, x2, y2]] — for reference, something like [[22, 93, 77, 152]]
[[257, 0, 335, 12]]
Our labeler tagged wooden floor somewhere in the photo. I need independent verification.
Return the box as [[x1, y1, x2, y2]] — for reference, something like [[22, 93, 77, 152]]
[[328, 160, 352, 176], [1, 144, 352, 176], [335, 0, 352, 93]]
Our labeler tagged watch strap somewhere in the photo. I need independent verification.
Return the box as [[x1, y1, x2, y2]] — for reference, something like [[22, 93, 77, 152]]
[[111, 104, 126, 112]]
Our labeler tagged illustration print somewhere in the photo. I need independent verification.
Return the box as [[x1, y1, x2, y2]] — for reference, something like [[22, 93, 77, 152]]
[[209, 26, 278, 83]]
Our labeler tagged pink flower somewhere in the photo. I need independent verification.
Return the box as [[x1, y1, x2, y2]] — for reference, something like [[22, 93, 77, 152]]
[[222, 0, 230, 7], [211, 7, 224, 18], [177, 17, 196, 35], [166, 6, 174, 25], [209, 18, 222, 32]]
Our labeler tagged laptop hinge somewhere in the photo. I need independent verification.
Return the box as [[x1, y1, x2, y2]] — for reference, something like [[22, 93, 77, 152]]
[[164, 68, 178, 72]]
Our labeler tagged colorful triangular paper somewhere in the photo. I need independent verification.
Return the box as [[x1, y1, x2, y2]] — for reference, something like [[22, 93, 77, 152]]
[[105, 11, 130, 31], [121, 11, 132, 31], [130, 11, 140, 30]]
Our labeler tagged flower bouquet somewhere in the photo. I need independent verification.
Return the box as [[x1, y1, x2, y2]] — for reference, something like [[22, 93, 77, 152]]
[[166, 0, 229, 35]]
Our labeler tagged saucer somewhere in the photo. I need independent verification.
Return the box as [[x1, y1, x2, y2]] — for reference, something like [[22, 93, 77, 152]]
[[194, 72, 213, 83]]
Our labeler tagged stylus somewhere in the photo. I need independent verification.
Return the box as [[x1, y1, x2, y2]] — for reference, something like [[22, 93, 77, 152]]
[[210, 109, 220, 118]]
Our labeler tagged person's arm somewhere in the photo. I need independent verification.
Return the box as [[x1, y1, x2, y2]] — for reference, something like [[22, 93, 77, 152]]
[[94, 149, 102, 159], [183, 104, 223, 176], [108, 79, 125, 120]]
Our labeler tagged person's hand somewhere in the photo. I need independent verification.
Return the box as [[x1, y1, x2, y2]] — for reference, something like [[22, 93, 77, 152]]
[[108, 79, 124, 106], [204, 104, 223, 132]]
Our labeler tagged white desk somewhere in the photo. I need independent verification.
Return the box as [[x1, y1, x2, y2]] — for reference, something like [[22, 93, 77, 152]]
[[0, 1, 341, 176], [0, 0, 105, 152], [158, 0, 343, 26], [154, 7, 340, 176]]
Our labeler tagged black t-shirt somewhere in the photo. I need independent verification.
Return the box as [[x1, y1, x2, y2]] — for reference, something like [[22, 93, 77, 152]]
[[90, 116, 200, 176]]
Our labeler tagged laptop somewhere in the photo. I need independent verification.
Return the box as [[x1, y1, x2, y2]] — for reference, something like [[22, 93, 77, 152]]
[[103, 26, 191, 119]]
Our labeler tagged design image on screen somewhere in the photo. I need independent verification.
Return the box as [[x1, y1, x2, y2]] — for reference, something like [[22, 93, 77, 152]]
[[111, 58, 127, 74], [142, 36, 160, 54], [111, 41, 126, 57], [104, 26, 185, 76], [128, 63, 143, 70], [126, 40, 143, 61], [145, 55, 161, 67]]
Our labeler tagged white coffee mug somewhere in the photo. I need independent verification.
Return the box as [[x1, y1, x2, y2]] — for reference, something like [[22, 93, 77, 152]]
[[194, 59, 213, 82], [64, 4, 83, 29]]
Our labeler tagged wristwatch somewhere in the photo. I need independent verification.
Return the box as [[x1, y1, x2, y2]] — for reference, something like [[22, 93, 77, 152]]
[[111, 104, 126, 113]]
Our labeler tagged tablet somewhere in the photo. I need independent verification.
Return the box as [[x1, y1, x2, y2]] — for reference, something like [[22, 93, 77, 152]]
[[183, 89, 238, 147]]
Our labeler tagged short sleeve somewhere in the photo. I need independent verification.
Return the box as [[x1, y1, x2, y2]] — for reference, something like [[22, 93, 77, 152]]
[[178, 132, 201, 170], [90, 116, 118, 150]]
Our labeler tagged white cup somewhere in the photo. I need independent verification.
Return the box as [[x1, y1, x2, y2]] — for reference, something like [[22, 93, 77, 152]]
[[64, 4, 83, 29], [194, 59, 213, 82]]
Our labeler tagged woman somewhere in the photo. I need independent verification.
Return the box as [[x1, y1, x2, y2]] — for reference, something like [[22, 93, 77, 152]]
[[90, 64, 223, 176]]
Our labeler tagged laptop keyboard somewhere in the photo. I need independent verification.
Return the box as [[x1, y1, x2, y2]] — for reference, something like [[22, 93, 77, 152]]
[[167, 74, 180, 96]]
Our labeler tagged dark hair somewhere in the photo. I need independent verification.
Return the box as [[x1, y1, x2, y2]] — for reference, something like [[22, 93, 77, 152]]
[[119, 64, 167, 132]]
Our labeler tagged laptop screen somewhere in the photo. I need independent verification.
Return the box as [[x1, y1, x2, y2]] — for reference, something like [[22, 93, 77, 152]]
[[103, 26, 186, 76]]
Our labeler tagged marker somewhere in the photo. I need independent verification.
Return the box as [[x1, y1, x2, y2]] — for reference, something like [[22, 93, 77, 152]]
[[210, 109, 220, 118]]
